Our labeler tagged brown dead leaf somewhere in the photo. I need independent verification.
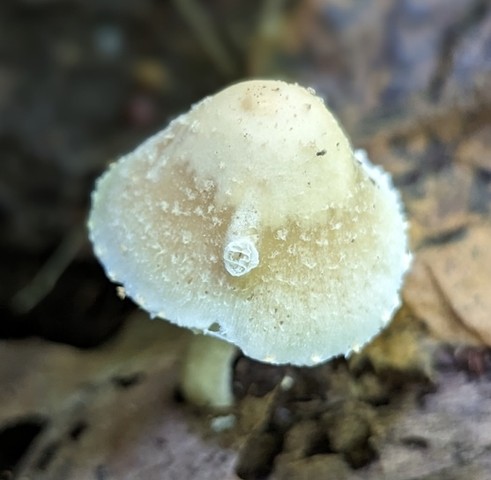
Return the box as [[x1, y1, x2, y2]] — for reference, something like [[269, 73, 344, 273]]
[[404, 254, 483, 346], [404, 224, 491, 347], [426, 224, 491, 345], [0, 314, 239, 480], [352, 307, 435, 378], [406, 165, 474, 248]]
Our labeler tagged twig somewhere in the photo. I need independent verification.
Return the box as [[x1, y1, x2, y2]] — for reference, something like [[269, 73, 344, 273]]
[[10, 224, 87, 314], [172, 0, 237, 77]]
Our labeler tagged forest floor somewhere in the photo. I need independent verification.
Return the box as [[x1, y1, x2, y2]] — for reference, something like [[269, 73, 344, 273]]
[[1, 1, 491, 479]]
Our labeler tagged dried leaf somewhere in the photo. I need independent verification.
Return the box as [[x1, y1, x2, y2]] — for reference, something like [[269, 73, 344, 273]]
[[404, 254, 483, 346], [352, 307, 435, 377], [405, 224, 491, 347], [426, 224, 491, 345], [406, 165, 474, 247], [0, 315, 238, 479]]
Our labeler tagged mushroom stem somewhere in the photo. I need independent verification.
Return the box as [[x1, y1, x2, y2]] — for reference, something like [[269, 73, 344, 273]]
[[180, 333, 238, 409]]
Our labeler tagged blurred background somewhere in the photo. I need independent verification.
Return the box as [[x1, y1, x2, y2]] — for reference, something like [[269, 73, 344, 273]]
[[2, 0, 490, 345], [3, 0, 490, 343], [1, 0, 491, 478]]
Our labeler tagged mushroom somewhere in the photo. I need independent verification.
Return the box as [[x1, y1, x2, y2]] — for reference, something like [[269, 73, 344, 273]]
[[88, 80, 410, 408]]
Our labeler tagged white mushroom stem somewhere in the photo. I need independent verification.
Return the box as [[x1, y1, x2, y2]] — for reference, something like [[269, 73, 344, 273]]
[[223, 200, 260, 277], [180, 334, 238, 409]]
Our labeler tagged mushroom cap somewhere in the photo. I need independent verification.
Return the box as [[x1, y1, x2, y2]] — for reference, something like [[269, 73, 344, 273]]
[[89, 80, 409, 366]]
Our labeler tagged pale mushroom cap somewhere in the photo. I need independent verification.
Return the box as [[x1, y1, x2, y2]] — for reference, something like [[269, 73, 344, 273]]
[[89, 80, 409, 366]]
